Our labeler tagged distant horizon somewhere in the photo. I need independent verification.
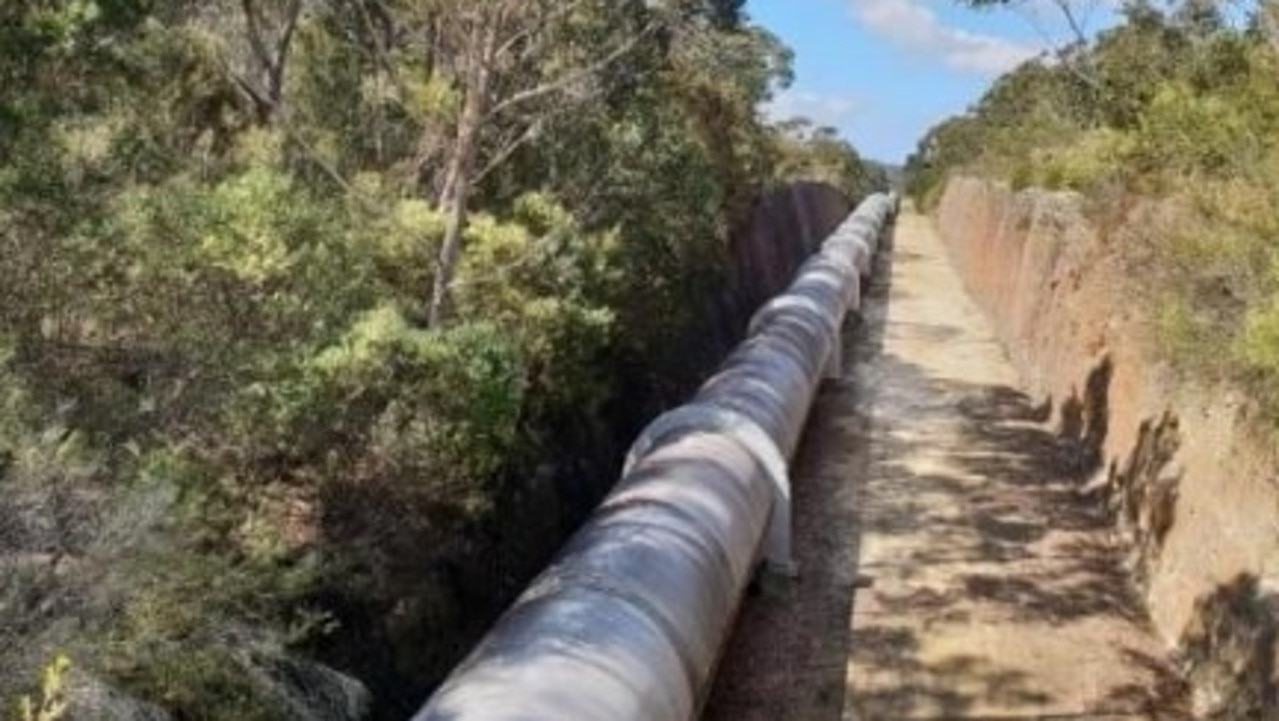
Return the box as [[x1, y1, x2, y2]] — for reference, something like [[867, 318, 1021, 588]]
[[751, 0, 1120, 164]]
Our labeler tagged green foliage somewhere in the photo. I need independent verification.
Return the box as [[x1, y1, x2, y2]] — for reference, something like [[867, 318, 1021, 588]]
[[305, 308, 524, 496], [912, 2, 1277, 202], [15, 655, 70, 721], [1240, 298, 1279, 379], [107, 647, 279, 721], [1016, 128, 1132, 192], [0, 335, 32, 456], [922, 1, 1279, 425], [1131, 82, 1254, 179], [770, 121, 882, 198], [1154, 292, 1227, 374]]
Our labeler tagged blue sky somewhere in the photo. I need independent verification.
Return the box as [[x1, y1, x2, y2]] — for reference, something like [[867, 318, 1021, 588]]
[[750, 0, 1120, 163]]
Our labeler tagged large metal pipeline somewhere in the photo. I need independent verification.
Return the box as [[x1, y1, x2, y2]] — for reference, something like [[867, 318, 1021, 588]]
[[413, 192, 899, 721]]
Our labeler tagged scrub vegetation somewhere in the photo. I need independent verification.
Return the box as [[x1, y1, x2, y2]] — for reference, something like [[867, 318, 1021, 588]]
[[0, 1, 884, 718], [908, 0, 1279, 420]]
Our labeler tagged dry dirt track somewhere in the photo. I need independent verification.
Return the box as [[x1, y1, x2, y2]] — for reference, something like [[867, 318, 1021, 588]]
[[701, 211, 1188, 720]]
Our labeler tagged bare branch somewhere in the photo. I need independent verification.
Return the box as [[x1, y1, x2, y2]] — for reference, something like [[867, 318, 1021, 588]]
[[225, 62, 384, 213], [269, 0, 304, 104], [471, 120, 543, 186], [354, 0, 402, 88], [1051, 0, 1089, 47], [485, 22, 658, 119], [237, 0, 304, 120], [1009, 0, 1103, 93], [241, 0, 273, 76], [493, 0, 591, 59]]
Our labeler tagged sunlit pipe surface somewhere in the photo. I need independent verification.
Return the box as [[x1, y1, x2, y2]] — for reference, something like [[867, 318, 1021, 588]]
[[413, 192, 898, 721]]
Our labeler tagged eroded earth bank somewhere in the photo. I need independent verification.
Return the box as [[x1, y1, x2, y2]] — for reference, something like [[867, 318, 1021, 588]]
[[938, 177, 1279, 718]]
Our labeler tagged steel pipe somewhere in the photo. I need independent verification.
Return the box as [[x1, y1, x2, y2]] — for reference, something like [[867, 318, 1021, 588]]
[[413, 192, 897, 721]]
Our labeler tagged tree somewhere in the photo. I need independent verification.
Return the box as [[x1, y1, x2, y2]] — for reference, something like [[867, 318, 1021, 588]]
[[959, 0, 1106, 46], [958, 0, 1113, 109], [408, 0, 656, 326], [232, 0, 306, 124], [771, 119, 877, 198]]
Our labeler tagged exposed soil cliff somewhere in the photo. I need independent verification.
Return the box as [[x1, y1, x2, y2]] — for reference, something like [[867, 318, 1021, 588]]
[[937, 177, 1279, 718], [684, 181, 855, 376]]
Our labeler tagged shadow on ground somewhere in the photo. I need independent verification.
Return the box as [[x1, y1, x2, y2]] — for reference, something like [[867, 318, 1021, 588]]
[[848, 349, 1189, 719]]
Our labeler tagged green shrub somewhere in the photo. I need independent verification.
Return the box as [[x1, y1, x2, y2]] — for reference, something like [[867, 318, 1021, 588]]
[[15, 655, 70, 721], [226, 306, 526, 517], [106, 647, 280, 721], [1154, 293, 1227, 374], [1031, 129, 1133, 192], [1133, 82, 1255, 180], [1239, 299, 1279, 378]]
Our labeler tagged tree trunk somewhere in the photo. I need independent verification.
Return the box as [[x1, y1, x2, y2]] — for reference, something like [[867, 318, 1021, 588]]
[[428, 154, 475, 327], [239, 0, 303, 125], [427, 13, 499, 328]]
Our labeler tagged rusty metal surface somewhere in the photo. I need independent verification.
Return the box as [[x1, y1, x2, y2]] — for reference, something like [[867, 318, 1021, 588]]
[[413, 193, 897, 721]]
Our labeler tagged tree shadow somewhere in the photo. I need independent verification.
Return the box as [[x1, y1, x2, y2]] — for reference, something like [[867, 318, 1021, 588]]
[[1179, 573, 1279, 719], [1102, 646, 1193, 719], [850, 625, 1053, 720], [843, 349, 1190, 717]]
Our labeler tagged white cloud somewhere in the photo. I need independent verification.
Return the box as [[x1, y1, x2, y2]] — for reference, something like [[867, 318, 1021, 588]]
[[850, 0, 1044, 75], [765, 90, 861, 127]]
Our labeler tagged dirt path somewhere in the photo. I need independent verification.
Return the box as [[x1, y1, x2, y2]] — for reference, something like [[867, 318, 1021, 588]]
[[702, 211, 1187, 721]]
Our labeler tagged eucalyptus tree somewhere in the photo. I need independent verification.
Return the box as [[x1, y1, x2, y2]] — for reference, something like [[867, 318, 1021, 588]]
[[333, 0, 653, 325]]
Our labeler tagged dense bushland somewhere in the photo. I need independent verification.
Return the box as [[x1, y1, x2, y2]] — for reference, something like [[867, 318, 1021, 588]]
[[0, 1, 882, 718], [907, 0, 1279, 422]]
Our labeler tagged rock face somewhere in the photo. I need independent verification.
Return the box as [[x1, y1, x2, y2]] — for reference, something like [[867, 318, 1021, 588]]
[[242, 648, 373, 721], [936, 176, 1279, 715], [65, 671, 173, 721], [691, 182, 855, 365], [728, 181, 856, 317]]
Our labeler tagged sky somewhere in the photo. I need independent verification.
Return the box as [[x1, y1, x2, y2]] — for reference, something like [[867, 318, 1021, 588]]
[[751, 0, 1121, 163]]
